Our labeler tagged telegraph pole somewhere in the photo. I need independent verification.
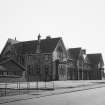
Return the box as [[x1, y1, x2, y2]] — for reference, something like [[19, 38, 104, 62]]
[[36, 34, 41, 89], [77, 60, 79, 80], [82, 62, 84, 80]]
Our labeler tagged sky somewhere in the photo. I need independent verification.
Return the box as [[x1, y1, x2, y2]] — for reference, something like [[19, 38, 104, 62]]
[[0, 0, 105, 64]]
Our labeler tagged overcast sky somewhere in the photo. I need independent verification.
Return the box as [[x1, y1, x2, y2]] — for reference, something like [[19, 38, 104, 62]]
[[0, 0, 105, 63]]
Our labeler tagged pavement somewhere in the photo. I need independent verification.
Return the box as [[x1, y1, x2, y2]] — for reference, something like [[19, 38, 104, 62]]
[[0, 80, 105, 104]]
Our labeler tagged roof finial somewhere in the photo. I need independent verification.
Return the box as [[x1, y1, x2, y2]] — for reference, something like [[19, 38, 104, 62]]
[[38, 33, 41, 41], [15, 37, 16, 40], [36, 33, 41, 53]]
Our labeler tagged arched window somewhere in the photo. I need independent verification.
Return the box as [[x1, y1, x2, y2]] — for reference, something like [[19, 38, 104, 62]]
[[57, 47, 63, 60], [59, 65, 65, 76], [36, 64, 40, 74], [45, 65, 49, 74]]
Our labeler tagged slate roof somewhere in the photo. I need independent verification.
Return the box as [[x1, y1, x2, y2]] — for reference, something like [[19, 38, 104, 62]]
[[0, 57, 25, 72], [87, 53, 104, 65], [13, 37, 61, 54], [68, 48, 81, 60], [0, 56, 10, 63]]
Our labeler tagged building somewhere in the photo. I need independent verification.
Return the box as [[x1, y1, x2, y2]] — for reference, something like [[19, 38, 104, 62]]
[[1, 36, 104, 81], [0, 56, 25, 82], [67, 48, 104, 80], [85, 53, 104, 80], [67, 48, 85, 80], [1, 35, 67, 81]]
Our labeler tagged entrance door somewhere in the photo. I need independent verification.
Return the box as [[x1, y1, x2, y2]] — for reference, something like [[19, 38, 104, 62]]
[[55, 60, 59, 80]]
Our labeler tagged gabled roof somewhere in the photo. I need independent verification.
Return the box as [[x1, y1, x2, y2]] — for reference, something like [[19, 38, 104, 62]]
[[1, 38, 20, 55], [0, 55, 10, 62], [0, 65, 6, 71], [0, 57, 25, 71], [13, 37, 61, 54], [87, 53, 104, 66], [68, 48, 81, 60]]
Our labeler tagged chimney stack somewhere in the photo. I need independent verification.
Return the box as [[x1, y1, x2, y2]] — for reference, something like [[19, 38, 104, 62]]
[[46, 35, 51, 40], [36, 34, 41, 53]]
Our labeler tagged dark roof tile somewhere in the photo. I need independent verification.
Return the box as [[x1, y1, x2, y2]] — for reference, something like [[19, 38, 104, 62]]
[[13, 37, 61, 54], [87, 53, 103, 65], [0, 57, 25, 71], [68, 48, 81, 60]]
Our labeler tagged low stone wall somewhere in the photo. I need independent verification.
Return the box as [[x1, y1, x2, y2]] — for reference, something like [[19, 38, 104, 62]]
[[0, 76, 26, 83]]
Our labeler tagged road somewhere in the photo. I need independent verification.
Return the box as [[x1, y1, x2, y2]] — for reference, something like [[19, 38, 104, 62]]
[[2, 87, 105, 105]]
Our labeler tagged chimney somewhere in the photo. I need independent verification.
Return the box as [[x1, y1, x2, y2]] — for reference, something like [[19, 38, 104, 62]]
[[38, 34, 41, 42], [36, 34, 41, 53], [46, 35, 51, 40]]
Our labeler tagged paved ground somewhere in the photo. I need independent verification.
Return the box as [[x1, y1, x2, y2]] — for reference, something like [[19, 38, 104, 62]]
[[6, 86, 105, 105], [0, 80, 105, 104], [0, 80, 94, 97]]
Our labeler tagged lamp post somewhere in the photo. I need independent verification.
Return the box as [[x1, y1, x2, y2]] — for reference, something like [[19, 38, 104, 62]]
[[36, 64, 40, 89], [82, 61, 84, 80], [51, 56, 54, 89], [45, 65, 48, 88], [77, 60, 79, 80], [67, 58, 72, 80]]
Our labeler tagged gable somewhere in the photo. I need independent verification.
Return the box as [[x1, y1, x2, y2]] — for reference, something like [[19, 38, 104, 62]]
[[1, 41, 12, 56], [85, 55, 91, 64], [0, 58, 25, 72], [98, 54, 104, 67], [1, 38, 19, 56], [53, 38, 67, 61], [78, 50, 85, 62], [87, 53, 104, 67], [68, 48, 81, 60]]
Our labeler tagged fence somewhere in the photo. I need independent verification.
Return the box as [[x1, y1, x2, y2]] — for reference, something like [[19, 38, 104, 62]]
[[0, 80, 54, 97]]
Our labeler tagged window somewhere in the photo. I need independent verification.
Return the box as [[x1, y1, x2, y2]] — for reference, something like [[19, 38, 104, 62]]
[[59, 65, 65, 76], [0, 72, 3, 75], [17, 55, 25, 66], [27, 65, 34, 75], [57, 47, 63, 60], [45, 55, 49, 61], [45, 65, 49, 73], [3, 72, 8, 75], [36, 64, 40, 74]]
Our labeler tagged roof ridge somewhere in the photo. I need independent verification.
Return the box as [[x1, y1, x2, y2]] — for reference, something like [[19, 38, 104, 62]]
[[87, 53, 102, 55], [69, 47, 81, 49], [12, 37, 61, 54], [13, 37, 61, 45]]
